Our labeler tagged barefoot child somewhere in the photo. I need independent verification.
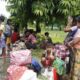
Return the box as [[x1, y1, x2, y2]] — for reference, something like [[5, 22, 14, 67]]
[[41, 43, 55, 68]]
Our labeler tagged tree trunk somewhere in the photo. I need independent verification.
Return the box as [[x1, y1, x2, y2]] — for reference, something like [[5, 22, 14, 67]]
[[36, 19, 41, 33], [59, 26, 62, 31]]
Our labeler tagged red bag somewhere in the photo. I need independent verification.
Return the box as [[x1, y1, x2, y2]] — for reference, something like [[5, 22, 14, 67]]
[[10, 49, 32, 66], [53, 68, 59, 80]]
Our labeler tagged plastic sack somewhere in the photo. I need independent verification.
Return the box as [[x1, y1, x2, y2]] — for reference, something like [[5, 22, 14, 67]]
[[12, 42, 26, 51], [52, 58, 66, 75], [7, 65, 37, 80], [47, 68, 58, 80], [31, 58, 41, 74], [10, 49, 32, 65], [55, 44, 69, 59]]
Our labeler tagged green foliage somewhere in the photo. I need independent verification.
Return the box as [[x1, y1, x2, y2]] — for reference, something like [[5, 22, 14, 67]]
[[36, 33, 46, 44], [58, 0, 80, 16], [7, 0, 80, 29]]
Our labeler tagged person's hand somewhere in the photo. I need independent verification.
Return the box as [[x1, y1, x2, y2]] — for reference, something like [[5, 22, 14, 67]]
[[67, 16, 73, 26]]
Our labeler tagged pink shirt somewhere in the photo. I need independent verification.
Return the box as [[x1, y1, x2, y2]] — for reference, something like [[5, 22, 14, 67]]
[[28, 34, 36, 44]]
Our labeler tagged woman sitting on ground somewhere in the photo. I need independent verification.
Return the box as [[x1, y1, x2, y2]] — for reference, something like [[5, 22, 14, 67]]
[[25, 29, 37, 49]]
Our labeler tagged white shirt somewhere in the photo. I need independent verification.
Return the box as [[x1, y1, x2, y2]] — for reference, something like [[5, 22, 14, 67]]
[[71, 26, 77, 31], [74, 29, 80, 38], [5, 24, 12, 36], [73, 28, 80, 49]]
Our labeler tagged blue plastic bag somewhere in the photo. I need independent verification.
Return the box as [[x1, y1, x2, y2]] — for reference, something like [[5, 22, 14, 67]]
[[31, 58, 41, 74]]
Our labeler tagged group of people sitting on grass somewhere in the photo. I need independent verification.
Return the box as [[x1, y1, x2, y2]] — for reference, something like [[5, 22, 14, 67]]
[[0, 15, 53, 57], [0, 15, 80, 80]]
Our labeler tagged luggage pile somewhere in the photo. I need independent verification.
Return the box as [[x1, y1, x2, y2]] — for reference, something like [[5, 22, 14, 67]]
[[7, 49, 38, 80]]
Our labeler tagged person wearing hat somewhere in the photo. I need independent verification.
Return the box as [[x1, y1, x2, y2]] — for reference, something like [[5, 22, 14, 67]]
[[68, 16, 80, 80]]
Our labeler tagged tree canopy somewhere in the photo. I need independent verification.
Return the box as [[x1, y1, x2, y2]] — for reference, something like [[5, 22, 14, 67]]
[[7, 0, 80, 31]]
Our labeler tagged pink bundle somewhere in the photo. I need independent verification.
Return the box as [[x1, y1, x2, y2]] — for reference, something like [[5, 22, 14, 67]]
[[7, 65, 37, 80], [10, 49, 32, 66]]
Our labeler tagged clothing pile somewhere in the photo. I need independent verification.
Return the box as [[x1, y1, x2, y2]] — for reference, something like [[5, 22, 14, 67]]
[[12, 41, 26, 51]]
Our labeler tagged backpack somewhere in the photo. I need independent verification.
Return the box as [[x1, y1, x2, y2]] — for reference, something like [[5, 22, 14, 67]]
[[64, 29, 78, 45], [31, 58, 41, 74]]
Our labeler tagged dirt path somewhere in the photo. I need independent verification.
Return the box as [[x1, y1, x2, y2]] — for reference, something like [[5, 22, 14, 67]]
[[0, 57, 10, 80]]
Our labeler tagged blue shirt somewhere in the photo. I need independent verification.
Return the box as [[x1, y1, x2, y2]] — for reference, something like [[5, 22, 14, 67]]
[[0, 34, 6, 48]]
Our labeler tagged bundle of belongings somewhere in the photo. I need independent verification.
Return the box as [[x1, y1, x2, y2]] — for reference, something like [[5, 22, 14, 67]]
[[41, 44, 70, 80], [54, 44, 70, 75], [7, 49, 38, 80], [12, 41, 26, 51]]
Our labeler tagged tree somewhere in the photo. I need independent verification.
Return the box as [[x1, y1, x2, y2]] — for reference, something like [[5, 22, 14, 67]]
[[7, 0, 80, 31], [58, 0, 80, 16]]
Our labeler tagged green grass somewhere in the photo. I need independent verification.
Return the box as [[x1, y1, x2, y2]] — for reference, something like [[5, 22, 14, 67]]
[[28, 27, 67, 43], [32, 49, 43, 59], [32, 30, 67, 59], [41, 30, 67, 43]]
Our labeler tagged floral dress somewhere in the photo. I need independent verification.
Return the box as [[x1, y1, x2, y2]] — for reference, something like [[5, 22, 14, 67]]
[[71, 29, 80, 80]]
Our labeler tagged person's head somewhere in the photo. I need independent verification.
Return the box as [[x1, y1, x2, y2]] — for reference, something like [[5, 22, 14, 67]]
[[0, 16, 5, 24], [25, 30, 31, 37], [45, 32, 49, 37], [14, 28, 18, 32], [76, 16, 80, 28], [46, 43, 53, 51], [7, 19, 11, 25]]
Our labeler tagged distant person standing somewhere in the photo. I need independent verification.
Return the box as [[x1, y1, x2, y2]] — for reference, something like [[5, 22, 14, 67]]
[[68, 16, 80, 80], [5, 19, 12, 51], [11, 28, 20, 44], [0, 16, 6, 56]]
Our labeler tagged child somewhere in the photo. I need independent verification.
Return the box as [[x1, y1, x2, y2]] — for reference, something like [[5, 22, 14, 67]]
[[40, 32, 53, 49], [45, 32, 52, 44], [0, 30, 6, 56], [41, 43, 55, 68], [11, 28, 20, 44]]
